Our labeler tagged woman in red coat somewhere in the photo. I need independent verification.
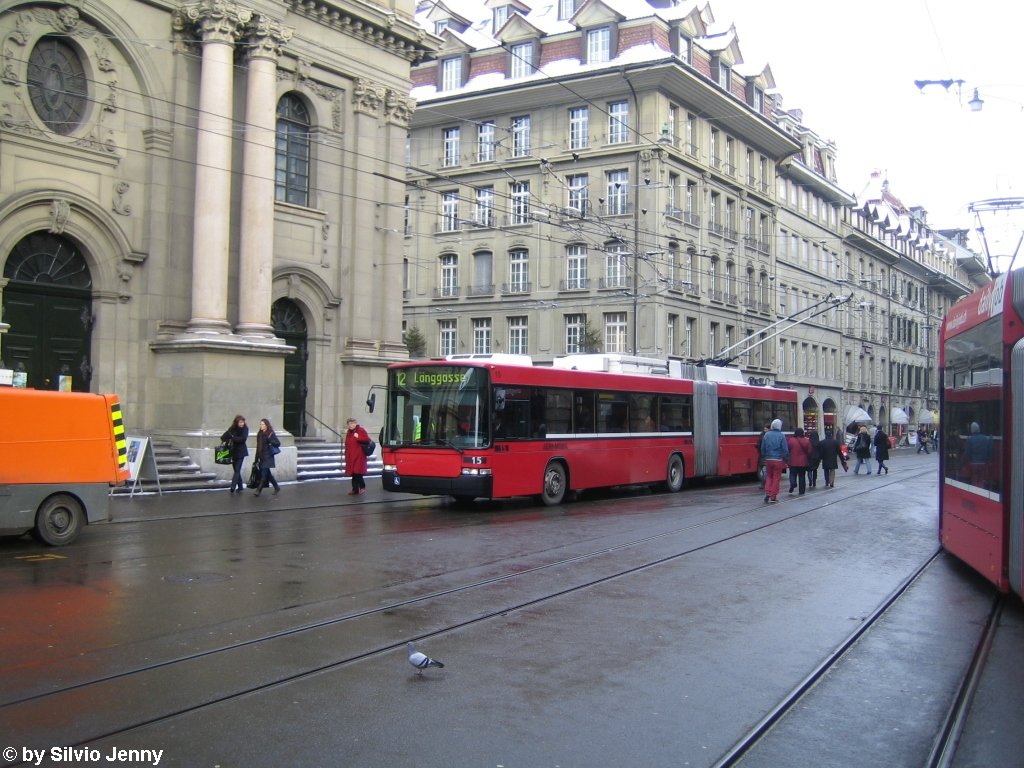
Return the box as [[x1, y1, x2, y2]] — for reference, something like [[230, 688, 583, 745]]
[[344, 417, 371, 495], [786, 427, 812, 495]]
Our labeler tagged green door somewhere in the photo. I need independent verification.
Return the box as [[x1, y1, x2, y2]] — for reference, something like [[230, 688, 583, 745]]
[[272, 299, 308, 436], [2, 233, 92, 391]]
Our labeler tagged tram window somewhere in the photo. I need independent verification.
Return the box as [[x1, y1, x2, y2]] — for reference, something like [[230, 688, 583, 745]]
[[659, 394, 691, 431], [629, 394, 657, 432], [597, 391, 628, 432], [574, 391, 595, 434], [542, 389, 571, 435]]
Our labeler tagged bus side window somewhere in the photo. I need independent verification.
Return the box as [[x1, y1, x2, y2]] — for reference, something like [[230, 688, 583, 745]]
[[574, 392, 595, 434]]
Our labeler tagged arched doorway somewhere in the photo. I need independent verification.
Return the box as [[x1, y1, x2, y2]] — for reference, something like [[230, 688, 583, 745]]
[[272, 298, 308, 436], [2, 232, 92, 391], [802, 396, 819, 435]]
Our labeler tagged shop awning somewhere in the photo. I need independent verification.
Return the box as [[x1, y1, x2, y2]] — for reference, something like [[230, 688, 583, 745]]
[[891, 407, 910, 425], [919, 410, 937, 425], [844, 405, 872, 426]]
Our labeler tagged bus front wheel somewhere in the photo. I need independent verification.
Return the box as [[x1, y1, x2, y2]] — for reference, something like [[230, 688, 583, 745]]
[[541, 462, 567, 506], [32, 494, 85, 546], [665, 454, 685, 493]]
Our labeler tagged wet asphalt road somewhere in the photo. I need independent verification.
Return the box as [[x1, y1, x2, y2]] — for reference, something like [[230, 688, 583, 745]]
[[1, 450, 1020, 768]]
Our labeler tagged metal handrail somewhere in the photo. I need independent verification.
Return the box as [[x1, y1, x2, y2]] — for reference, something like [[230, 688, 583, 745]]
[[304, 410, 343, 441]]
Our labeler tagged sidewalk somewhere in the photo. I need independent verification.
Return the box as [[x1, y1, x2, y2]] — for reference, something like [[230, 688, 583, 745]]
[[109, 446, 937, 523], [108, 478, 409, 523]]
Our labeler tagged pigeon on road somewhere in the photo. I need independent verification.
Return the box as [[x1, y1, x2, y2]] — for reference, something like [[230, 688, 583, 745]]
[[407, 642, 445, 673]]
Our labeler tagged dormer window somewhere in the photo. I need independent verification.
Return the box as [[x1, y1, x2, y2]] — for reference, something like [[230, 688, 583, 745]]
[[558, 0, 576, 21], [587, 27, 611, 64], [440, 57, 464, 91], [510, 41, 535, 78], [746, 84, 764, 113], [712, 56, 731, 91], [434, 19, 449, 35], [493, 5, 509, 30], [677, 32, 691, 64]]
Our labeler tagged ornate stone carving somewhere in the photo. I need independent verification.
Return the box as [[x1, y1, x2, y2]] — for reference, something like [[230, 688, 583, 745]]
[[182, 0, 253, 45], [49, 199, 71, 234], [247, 16, 293, 61], [113, 181, 132, 215], [384, 89, 415, 127], [353, 78, 384, 117], [278, 60, 342, 131]]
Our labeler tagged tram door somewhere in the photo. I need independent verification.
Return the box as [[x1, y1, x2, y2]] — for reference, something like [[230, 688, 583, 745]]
[[2, 234, 93, 391], [272, 298, 308, 436]]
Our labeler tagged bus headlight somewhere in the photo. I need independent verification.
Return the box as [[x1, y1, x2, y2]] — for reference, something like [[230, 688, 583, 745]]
[[461, 467, 492, 476]]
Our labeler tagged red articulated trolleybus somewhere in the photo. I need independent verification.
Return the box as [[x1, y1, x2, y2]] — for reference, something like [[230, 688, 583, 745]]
[[939, 268, 1024, 596], [377, 353, 797, 505]]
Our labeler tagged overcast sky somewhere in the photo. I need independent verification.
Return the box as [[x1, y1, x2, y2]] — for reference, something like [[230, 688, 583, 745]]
[[709, 0, 1024, 262]]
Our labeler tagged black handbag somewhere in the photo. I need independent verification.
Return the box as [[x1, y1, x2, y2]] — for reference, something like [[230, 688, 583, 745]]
[[247, 459, 261, 489], [214, 442, 233, 465]]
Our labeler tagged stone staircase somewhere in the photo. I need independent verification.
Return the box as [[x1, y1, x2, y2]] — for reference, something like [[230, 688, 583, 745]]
[[294, 436, 383, 481], [112, 436, 382, 494], [112, 438, 229, 494]]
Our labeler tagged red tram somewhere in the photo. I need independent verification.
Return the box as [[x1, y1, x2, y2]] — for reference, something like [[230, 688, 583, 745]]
[[377, 354, 797, 505], [939, 269, 1022, 594]]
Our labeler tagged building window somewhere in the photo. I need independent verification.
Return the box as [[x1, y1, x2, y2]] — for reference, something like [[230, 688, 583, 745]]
[[477, 121, 496, 162], [667, 314, 678, 353], [510, 181, 530, 224], [473, 318, 492, 354], [511, 42, 535, 78], [509, 249, 529, 293], [567, 173, 588, 214], [605, 312, 627, 353], [493, 5, 509, 29], [569, 106, 589, 150], [566, 314, 586, 353], [608, 100, 629, 144], [442, 126, 460, 167], [441, 191, 460, 231], [276, 94, 311, 206], [511, 115, 531, 157], [710, 128, 720, 168], [686, 113, 697, 155], [28, 36, 87, 135], [441, 57, 463, 91], [475, 187, 494, 227], [605, 242, 628, 288], [677, 32, 691, 64], [606, 169, 628, 215], [508, 317, 528, 355], [439, 319, 457, 357], [440, 254, 459, 296], [587, 27, 610, 63], [473, 251, 493, 293], [715, 58, 731, 90], [709, 322, 719, 357], [434, 19, 450, 35], [566, 244, 588, 289], [558, 0, 576, 20]]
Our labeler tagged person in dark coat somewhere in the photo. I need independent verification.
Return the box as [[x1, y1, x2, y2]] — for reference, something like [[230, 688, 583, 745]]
[[852, 426, 872, 474], [806, 430, 822, 488], [344, 417, 371, 495], [817, 429, 842, 488], [873, 426, 890, 474], [221, 414, 249, 494], [786, 427, 812, 495], [254, 418, 281, 496]]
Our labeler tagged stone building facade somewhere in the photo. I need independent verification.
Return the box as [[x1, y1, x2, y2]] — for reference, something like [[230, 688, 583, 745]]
[[0, 0, 437, 476], [403, 0, 987, 438]]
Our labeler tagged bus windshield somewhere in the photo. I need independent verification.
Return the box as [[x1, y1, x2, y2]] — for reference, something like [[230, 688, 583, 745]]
[[385, 366, 490, 449]]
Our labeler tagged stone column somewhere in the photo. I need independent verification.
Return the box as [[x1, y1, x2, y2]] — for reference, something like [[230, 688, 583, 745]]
[[236, 18, 292, 339], [185, 0, 251, 335]]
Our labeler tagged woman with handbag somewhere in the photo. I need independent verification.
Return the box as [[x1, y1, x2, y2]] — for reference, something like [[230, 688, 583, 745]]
[[254, 418, 281, 496], [344, 417, 371, 496], [221, 415, 249, 494]]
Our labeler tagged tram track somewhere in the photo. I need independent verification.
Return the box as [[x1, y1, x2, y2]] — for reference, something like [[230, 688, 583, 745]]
[[1, 464, 943, 760]]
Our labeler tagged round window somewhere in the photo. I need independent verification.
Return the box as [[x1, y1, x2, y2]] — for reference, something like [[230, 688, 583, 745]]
[[27, 36, 88, 135]]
